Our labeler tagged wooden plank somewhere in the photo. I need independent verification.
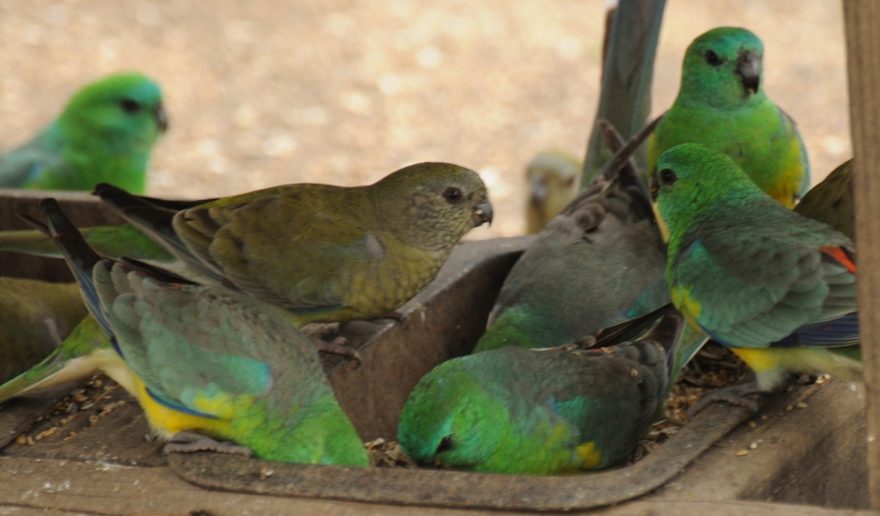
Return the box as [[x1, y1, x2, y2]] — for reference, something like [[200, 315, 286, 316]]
[[659, 380, 867, 508], [0, 455, 870, 516], [0, 456, 490, 516], [843, 0, 880, 507]]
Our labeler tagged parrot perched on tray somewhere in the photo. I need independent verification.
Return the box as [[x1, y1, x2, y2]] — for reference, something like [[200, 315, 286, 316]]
[[0, 277, 87, 383], [652, 144, 859, 401], [524, 150, 581, 234], [22, 198, 369, 466], [648, 27, 809, 207], [0, 73, 167, 193], [399, 307, 686, 474], [90, 162, 492, 327]]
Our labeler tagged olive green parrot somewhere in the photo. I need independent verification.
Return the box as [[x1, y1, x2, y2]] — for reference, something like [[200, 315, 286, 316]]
[[796, 159, 853, 239], [648, 27, 809, 207], [91, 162, 492, 327], [0, 277, 87, 383], [524, 151, 581, 234], [0, 73, 167, 193]]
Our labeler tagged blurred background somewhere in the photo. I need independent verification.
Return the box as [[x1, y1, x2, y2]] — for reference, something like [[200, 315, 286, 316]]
[[0, 0, 849, 238]]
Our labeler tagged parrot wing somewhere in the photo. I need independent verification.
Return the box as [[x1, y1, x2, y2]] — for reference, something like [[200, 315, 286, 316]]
[[673, 220, 856, 348], [93, 261, 322, 420]]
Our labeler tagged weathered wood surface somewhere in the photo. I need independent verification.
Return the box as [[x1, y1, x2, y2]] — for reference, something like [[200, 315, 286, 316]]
[[660, 380, 867, 509], [843, 0, 880, 508]]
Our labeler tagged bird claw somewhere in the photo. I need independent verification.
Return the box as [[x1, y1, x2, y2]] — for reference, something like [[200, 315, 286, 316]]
[[379, 311, 407, 324], [312, 335, 363, 364], [163, 431, 253, 457], [688, 382, 764, 417]]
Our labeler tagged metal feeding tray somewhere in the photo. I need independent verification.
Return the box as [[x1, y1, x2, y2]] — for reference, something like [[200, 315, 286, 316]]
[[0, 191, 867, 513]]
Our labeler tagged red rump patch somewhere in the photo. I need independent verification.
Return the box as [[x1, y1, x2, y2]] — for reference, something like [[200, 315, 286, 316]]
[[820, 246, 857, 274]]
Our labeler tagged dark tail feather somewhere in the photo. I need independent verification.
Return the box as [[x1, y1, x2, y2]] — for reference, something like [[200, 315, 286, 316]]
[[93, 183, 178, 237], [20, 199, 115, 337], [772, 312, 861, 349], [580, 303, 674, 349], [119, 257, 197, 286], [93, 182, 202, 265], [598, 119, 655, 217], [596, 115, 662, 183]]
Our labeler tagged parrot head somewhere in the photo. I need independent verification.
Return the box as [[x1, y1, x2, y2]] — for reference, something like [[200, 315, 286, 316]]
[[679, 27, 765, 108], [398, 363, 507, 470], [525, 151, 580, 212], [372, 162, 493, 251], [651, 143, 764, 238], [59, 72, 168, 152]]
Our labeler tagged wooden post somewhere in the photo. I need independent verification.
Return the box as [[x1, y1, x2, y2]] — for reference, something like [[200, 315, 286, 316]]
[[843, 0, 880, 507], [581, 0, 665, 185]]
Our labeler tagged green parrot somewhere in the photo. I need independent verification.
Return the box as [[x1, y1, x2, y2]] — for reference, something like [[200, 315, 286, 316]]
[[0, 277, 87, 383], [0, 73, 167, 193], [0, 315, 127, 403], [91, 162, 492, 326], [653, 144, 859, 397], [398, 308, 686, 474], [474, 120, 668, 353], [648, 27, 809, 208], [524, 151, 581, 234], [26, 198, 369, 466], [795, 159, 853, 239]]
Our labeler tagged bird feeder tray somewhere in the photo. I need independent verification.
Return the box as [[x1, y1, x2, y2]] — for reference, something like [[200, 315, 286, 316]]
[[0, 190, 867, 513]]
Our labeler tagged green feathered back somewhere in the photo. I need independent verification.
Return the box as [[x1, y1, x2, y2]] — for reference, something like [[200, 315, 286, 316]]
[[93, 260, 368, 466]]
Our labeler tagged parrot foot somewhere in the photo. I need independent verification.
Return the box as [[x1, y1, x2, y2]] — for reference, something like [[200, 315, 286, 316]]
[[688, 382, 764, 417], [379, 311, 407, 324], [312, 336, 363, 364], [163, 432, 253, 457]]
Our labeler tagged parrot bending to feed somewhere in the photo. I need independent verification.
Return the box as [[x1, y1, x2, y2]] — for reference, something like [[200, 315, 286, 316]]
[[652, 144, 859, 406], [0, 277, 87, 383], [399, 307, 687, 474], [0, 73, 167, 193], [648, 27, 809, 207], [524, 150, 581, 234], [22, 198, 369, 466], [474, 118, 669, 353]]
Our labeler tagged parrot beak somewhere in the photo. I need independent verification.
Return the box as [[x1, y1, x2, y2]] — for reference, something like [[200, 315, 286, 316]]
[[735, 50, 761, 95], [154, 103, 169, 133], [472, 200, 494, 227], [529, 178, 548, 207], [649, 170, 659, 202]]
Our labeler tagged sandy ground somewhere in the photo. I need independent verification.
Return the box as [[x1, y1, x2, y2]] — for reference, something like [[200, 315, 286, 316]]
[[0, 1, 850, 238]]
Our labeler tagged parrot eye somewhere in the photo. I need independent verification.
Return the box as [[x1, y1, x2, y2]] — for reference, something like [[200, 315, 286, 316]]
[[436, 435, 455, 453], [704, 50, 724, 67], [119, 98, 142, 114], [658, 168, 678, 186], [443, 186, 464, 204]]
